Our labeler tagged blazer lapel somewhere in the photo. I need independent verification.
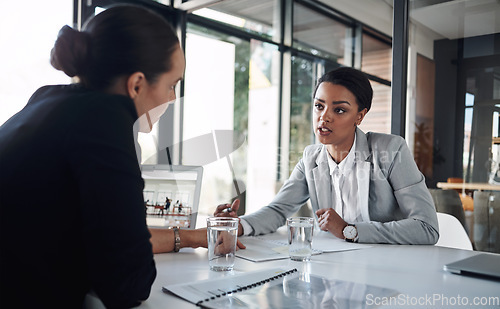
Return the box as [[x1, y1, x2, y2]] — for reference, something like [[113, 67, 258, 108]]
[[355, 128, 371, 221], [312, 146, 333, 210]]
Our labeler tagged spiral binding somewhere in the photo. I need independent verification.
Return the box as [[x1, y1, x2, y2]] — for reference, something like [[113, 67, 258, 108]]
[[195, 268, 298, 306]]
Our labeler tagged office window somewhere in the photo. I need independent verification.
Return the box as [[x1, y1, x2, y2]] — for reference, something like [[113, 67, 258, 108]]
[[0, 1, 72, 125], [463, 93, 474, 180], [183, 24, 280, 215], [462, 67, 500, 183], [192, 0, 279, 42], [362, 32, 392, 81], [152, 0, 171, 6], [491, 108, 500, 183], [408, 0, 500, 253], [409, 54, 435, 180], [358, 31, 392, 135], [289, 55, 316, 173], [409, 0, 500, 186], [137, 124, 160, 165], [359, 80, 391, 135], [293, 2, 351, 63], [246, 40, 281, 213]]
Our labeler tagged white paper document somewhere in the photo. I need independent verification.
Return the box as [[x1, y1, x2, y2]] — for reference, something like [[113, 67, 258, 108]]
[[163, 267, 398, 309], [312, 231, 372, 253], [235, 237, 322, 262], [235, 231, 370, 262]]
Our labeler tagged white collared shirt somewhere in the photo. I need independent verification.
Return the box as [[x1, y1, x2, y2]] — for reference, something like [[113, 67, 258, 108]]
[[327, 136, 361, 223]]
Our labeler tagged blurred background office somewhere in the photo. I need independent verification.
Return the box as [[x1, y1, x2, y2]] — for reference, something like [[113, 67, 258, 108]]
[[1, 0, 499, 252]]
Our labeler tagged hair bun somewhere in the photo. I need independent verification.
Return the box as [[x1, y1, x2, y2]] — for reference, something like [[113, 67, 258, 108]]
[[50, 25, 89, 77]]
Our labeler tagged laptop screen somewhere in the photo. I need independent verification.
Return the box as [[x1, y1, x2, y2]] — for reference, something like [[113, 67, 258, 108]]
[[141, 164, 203, 229]]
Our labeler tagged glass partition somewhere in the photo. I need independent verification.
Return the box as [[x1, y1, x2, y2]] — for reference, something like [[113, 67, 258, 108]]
[[191, 0, 280, 42], [182, 23, 280, 215], [408, 0, 500, 186], [362, 32, 392, 81], [289, 55, 316, 173], [359, 80, 391, 134], [293, 2, 351, 63], [409, 0, 500, 253]]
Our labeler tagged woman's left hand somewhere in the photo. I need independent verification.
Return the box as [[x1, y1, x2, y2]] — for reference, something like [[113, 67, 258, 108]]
[[315, 208, 348, 239]]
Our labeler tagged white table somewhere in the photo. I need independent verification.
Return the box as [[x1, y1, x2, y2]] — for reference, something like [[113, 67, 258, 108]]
[[135, 233, 500, 309], [436, 182, 500, 191]]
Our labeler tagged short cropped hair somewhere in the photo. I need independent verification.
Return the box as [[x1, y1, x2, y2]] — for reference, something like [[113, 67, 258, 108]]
[[313, 67, 373, 112]]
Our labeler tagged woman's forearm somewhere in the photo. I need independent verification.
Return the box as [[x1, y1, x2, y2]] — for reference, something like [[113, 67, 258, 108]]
[[149, 228, 207, 253]]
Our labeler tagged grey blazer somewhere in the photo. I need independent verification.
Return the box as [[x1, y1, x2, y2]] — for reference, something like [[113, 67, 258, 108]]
[[242, 128, 439, 245]]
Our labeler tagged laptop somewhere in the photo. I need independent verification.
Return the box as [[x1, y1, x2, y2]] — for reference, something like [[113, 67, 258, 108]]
[[141, 164, 203, 229], [443, 253, 500, 280]]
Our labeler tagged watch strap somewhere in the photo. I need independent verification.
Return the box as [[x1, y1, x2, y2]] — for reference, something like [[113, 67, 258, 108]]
[[172, 227, 181, 252]]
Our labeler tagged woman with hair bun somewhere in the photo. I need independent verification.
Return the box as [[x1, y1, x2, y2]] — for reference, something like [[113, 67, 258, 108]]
[[0, 5, 215, 308]]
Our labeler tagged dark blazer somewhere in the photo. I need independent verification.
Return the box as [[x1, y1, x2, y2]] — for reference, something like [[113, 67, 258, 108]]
[[242, 128, 439, 245], [0, 84, 156, 308]]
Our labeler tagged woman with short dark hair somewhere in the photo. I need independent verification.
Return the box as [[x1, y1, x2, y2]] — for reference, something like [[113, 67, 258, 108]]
[[216, 67, 439, 245]]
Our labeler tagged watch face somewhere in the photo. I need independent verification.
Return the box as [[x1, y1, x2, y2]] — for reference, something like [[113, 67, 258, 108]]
[[343, 225, 357, 239]]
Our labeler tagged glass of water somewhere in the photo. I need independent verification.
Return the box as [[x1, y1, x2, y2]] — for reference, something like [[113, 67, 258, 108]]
[[206, 217, 239, 271], [287, 217, 314, 261]]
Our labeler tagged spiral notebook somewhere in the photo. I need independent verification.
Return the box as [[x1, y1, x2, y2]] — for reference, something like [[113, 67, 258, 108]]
[[162, 267, 399, 308], [162, 268, 295, 307]]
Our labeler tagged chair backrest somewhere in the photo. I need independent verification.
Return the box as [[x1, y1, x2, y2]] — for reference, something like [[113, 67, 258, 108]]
[[435, 212, 473, 250], [428, 188, 467, 227]]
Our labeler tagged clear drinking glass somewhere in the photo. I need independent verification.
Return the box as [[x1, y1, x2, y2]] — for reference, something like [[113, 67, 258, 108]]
[[206, 217, 239, 271], [287, 217, 314, 261]]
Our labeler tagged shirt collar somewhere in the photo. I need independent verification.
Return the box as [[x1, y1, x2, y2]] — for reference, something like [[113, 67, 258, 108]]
[[327, 135, 357, 176]]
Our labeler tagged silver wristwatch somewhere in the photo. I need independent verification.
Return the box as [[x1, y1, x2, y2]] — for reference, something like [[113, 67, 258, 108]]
[[172, 227, 181, 252]]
